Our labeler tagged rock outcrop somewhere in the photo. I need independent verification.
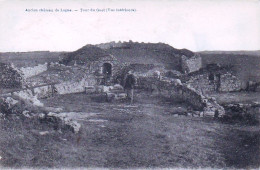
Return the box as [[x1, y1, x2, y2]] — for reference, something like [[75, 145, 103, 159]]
[[0, 92, 81, 133]]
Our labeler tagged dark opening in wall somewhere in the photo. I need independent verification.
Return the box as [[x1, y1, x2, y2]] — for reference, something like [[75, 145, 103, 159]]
[[209, 73, 214, 81], [102, 63, 112, 77]]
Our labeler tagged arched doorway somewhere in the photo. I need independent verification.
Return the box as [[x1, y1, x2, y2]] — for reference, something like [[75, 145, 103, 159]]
[[102, 63, 112, 77], [101, 63, 112, 85]]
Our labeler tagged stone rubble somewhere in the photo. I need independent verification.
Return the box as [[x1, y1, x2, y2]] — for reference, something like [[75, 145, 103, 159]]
[[47, 112, 83, 133], [145, 76, 226, 118]]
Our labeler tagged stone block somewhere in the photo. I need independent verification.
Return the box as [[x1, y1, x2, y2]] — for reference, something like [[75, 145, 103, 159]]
[[203, 111, 215, 117], [113, 84, 124, 90], [85, 86, 96, 94], [115, 93, 127, 100], [173, 114, 179, 117], [187, 112, 193, 116]]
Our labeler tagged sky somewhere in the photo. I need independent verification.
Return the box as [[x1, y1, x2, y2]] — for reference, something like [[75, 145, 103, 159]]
[[0, 0, 259, 52]]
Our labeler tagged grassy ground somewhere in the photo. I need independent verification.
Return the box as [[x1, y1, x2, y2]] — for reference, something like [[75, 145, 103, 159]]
[[0, 91, 259, 168]]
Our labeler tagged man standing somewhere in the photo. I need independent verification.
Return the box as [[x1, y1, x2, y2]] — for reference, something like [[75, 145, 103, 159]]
[[124, 70, 136, 104]]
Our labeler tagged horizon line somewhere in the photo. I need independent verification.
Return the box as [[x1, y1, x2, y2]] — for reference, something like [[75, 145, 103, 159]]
[[0, 41, 259, 53]]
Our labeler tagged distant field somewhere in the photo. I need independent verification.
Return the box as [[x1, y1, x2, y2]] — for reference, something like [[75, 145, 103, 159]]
[[198, 50, 260, 56], [0, 51, 66, 68]]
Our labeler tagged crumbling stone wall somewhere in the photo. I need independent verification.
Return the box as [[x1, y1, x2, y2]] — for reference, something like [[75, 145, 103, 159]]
[[185, 71, 242, 93], [181, 55, 202, 73], [1, 74, 96, 100], [185, 73, 216, 94], [19, 63, 48, 79], [79, 54, 126, 85], [219, 72, 242, 92], [87, 55, 119, 75], [136, 76, 225, 117], [54, 76, 96, 95], [0, 62, 23, 88], [34, 85, 54, 99], [181, 85, 205, 110], [97, 41, 124, 49], [154, 79, 207, 110]]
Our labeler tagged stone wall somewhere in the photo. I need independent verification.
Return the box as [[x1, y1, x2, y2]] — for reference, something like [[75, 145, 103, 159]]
[[219, 72, 242, 92], [19, 63, 48, 79], [181, 85, 205, 110], [96, 41, 124, 49], [81, 55, 126, 85], [1, 74, 97, 99], [154, 79, 207, 110], [185, 71, 242, 93], [34, 85, 54, 99], [181, 55, 202, 73], [136, 76, 225, 117], [185, 73, 215, 94], [54, 76, 96, 95]]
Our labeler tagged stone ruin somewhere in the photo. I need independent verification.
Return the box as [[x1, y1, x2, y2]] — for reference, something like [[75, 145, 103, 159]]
[[1, 44, 257, 134], [182, 64, 242, 94], [136, 75, 225, 118], [0, 62, 23, 89], [181, 54, 202, 74]]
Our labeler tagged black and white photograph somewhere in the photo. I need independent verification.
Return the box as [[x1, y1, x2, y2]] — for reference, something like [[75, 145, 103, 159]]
[[0, 0, 259, 169]]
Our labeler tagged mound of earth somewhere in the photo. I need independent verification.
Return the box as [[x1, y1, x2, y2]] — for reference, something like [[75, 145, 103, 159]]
[[60, 45, 110, 65], [60, 42, 195, 72]]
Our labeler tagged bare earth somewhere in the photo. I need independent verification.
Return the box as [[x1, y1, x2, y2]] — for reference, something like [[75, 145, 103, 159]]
[[209, 92, 260, 105], [0, 91, 259, 168]]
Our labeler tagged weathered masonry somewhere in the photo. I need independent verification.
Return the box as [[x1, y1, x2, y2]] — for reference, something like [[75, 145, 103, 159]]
[[183, 64, 242, 93]]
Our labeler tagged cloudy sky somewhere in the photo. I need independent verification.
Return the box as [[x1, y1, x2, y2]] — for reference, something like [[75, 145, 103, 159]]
[[0, 0, 259, 52]]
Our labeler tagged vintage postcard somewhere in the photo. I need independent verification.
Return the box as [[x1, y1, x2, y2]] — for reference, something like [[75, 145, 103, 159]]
[[0, 0, 259, 169]]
